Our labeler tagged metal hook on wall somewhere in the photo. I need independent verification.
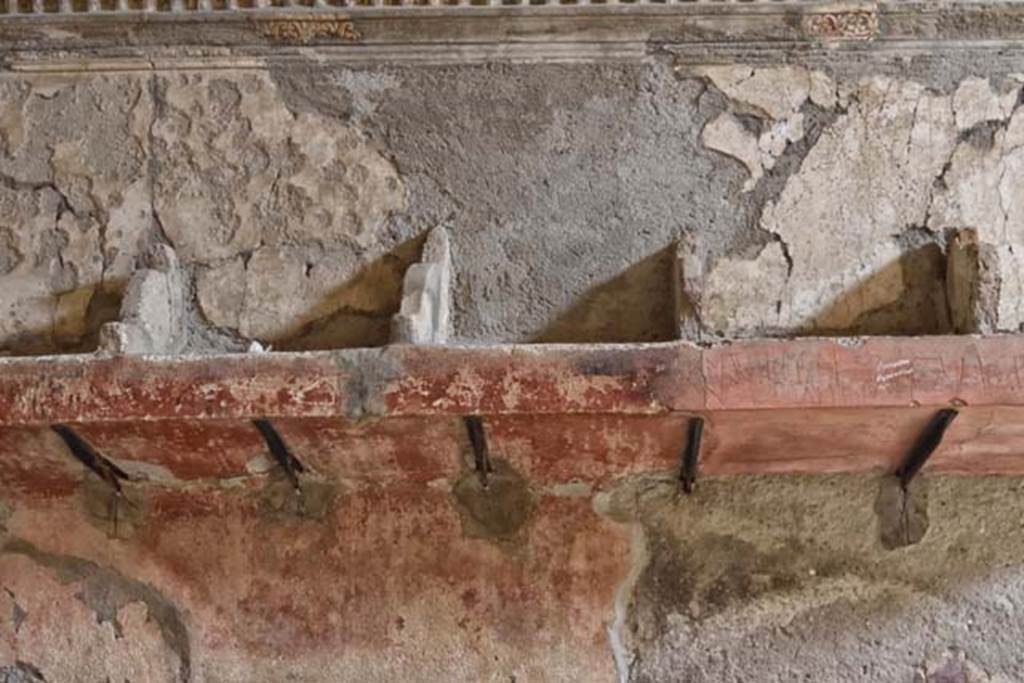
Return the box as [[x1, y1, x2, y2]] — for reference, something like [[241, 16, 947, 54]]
[[679, 416, 705, 495], [463, 415, 492, 489], [893, 408, 959, 489], [52, 424, 134, 536], [253, 418, 306, 494]]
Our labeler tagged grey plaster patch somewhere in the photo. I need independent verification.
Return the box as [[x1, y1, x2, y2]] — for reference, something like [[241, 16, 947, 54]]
[[876, 475, 930, 550], [359, 61, 753, 343], [452, 458, 535, 541]]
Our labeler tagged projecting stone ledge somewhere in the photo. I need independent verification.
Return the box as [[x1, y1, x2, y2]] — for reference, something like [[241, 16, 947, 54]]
[[3, 334, 1024, 476]]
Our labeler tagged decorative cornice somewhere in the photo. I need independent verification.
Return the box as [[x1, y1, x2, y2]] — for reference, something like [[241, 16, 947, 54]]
[[3, 2, 1024, 67]]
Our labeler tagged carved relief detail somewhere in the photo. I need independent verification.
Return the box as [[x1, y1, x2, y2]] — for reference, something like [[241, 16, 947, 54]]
[[803, 10, 879, 40], [262, 17, 360, 43]]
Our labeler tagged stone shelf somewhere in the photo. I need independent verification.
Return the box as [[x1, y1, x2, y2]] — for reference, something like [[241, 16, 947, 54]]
[[2, 334, 1023, 499], [1, 333, 1018, 680]]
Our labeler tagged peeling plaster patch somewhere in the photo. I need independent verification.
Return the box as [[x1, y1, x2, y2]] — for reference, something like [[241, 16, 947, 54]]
[[952, 77, 1020, 132], [694, 65, 823, 121], [0, 185, 95, 353], [929, 102, 1024, 331], [928, 128, 1023, 242], [702, 113, 764, 191], [699, 75, 956, 336], [994, 244, 1024, 330], [196, 256, 245, 331], [0, 74, 152, 354], [0, 545, 188, 682], [700, 242, 789, 334], [451, 458, 535, 541], [805, 242, 908, 331], [695, 65, 832, 193], [153, 71, 404, 263], [758, 113, 805, 164], [763, 77, 955, 329]]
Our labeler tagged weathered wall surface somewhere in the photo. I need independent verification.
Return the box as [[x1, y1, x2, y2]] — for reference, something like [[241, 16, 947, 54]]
[[7, 465, 1024, 682], [7, 46, 1024, 683], [3, 55, 1024, 355], [594, 474, 1024, 682]]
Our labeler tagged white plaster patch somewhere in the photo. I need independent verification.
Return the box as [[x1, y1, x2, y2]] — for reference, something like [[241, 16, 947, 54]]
[[952, 76, 1020, 132], [995, 243, 1024, 331], [700, 242, 789, 335], [198, 242, 408, 343], [928, 102, 1024, 331], [695, 65, 825, 121], [701, 75, 958, 335], [701, 112, 764, 191], [153, 71, 405, 263], [930, 108, 1024, 246], [695, 65, 835, 193]]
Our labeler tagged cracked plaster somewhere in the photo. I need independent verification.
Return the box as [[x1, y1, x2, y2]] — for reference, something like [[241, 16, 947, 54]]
[[694, 67, 1024, 338]]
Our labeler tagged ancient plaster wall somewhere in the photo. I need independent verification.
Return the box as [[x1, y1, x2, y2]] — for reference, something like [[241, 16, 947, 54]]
[[603, 474, 1024, 682], [7, 467, 1024, 682], [2, 56, 1022, 355], [7, 52, 1024, 683]]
